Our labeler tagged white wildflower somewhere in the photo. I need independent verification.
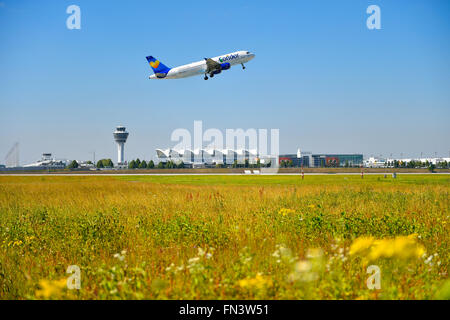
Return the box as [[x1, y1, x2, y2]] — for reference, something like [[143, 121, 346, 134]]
[[188, 257, 200, 264], [197, 247, 205, 257]]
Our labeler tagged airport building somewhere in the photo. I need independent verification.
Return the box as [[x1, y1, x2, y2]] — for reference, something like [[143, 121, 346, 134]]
[[279, 150, 312, 167], [0, 153, 71, 171], [154, 147, 363, 168], [311, 154, 363, 167], [23, 153, 68, 169], [364, 157, 388, 168], [155, 148, 276, 167], [278, 153, 363, 167]]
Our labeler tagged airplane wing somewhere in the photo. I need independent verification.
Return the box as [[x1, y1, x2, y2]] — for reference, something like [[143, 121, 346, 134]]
[[204, 58, 221, 73]]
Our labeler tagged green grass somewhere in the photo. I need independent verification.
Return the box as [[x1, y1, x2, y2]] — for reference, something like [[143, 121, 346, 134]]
[[0, 174, 448, 300], [117, 174, 450, 186]]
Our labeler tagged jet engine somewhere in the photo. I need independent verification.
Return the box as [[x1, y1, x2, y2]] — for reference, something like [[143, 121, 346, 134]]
[[220, 63, 231, 70]]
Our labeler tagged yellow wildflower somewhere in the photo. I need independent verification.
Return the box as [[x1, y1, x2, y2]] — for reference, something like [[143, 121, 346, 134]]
[[35, 279, 67, 299], [349, 237, 374, 256], [8, 240, 24, 247], [25, 235, 35, 242], [278, 208, 295, 216], [350, 235, 426, 262], [238, 274, 272, 290]]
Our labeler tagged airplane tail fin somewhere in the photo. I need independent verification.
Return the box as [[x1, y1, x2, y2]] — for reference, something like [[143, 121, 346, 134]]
[[146, 56, 171, 77]]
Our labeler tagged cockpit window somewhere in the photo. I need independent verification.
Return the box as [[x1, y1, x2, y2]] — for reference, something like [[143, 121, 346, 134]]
[[246, 51, 250, 54]]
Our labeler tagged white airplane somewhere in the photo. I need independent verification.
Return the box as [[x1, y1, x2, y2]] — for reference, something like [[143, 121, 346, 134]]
[[146, 50, 255, 80]]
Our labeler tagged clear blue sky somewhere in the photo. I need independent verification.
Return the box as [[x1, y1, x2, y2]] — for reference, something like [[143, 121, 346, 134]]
[[1, 0, 449, 164]]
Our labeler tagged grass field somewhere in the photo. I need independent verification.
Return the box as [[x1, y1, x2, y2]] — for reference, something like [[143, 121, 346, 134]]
[[0, 174, 448, 299]]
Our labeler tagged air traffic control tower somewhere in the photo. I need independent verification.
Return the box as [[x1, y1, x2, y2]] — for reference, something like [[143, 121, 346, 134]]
[[113, 126, 129, 165]]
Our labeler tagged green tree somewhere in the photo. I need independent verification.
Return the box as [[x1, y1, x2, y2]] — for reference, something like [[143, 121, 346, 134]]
[[139, 160, 147, 169], [244, 159, 249, 168], [428, 163, 436, 172], [128, 160, 136, 169], [393, 160, 399, 168], [167, 161, 175, 169], [103, 159, 113, 168], [96, 159, 113, 168], [67, 160, 79, 169], [232, 160, 238, 168], [147, 160, 155, 169], [256, 159, 261, 168], [157, 162, 164, 169], [177, 161, 184, 169], [135, 158, 141, 168]]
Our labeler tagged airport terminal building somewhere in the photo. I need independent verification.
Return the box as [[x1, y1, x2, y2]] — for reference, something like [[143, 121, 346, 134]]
[[312, 154, 363, 167], [155, 148, 275, 167], [155, 147, 363, 168], [279, 153, 363, 167]]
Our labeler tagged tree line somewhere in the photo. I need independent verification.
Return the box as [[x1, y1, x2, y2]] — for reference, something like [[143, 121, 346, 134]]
[[387, 160, 449, 169], [230, 159, 271, 168], [127, 159, 272, 169], [127, 159, 182, 169], [67, 159, 112, 169]]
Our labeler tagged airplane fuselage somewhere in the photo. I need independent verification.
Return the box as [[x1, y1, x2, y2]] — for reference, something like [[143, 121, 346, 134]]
[[149, 51, 255, 79]]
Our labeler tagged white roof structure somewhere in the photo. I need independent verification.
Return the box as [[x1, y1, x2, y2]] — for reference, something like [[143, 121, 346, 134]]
[[155, 148, 273, 164], [156, 148, 260, 158], [23, 153, 68, 168]]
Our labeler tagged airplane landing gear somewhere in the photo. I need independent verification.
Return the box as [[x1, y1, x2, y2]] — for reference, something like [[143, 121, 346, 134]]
[[241, 63, 246, 70], [210, 73, 214, 78], [204, 75, 208, 80]]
